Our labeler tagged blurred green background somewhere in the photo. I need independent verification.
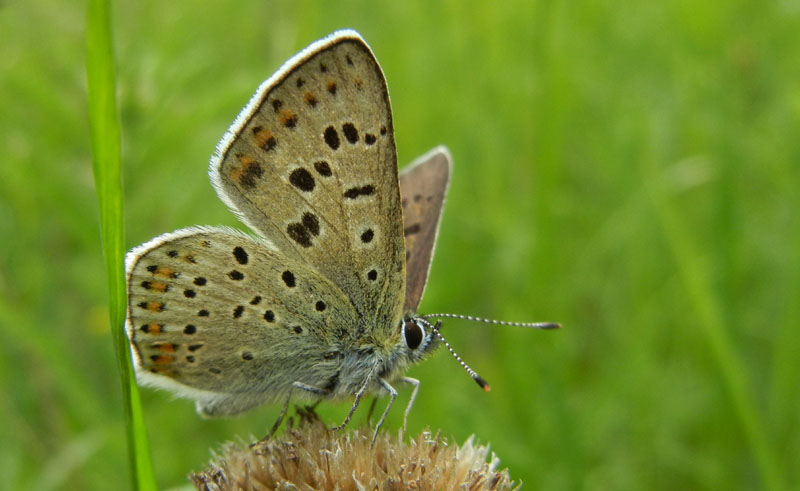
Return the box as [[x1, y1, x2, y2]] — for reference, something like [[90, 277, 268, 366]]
[[3, 0, 800, 489]]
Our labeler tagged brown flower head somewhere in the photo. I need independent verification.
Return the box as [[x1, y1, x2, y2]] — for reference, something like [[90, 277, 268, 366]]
[[192, 408, 516, 490]]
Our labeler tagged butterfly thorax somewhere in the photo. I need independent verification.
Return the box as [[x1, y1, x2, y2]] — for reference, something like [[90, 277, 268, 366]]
[[325, 316, 439, 397]]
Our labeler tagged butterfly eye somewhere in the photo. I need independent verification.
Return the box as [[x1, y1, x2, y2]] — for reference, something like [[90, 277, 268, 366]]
[[403, 320, 425, 350]]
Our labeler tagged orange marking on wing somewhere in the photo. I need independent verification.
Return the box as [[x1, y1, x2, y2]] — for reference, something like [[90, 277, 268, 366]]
[[148, 323, 164, 334], [145, 301, 164, 312], [154, 267, 176, 279], [231, 154, 250, 181], [151, 355, 174, 365], [232, 154, 256, 180], [150, 281, 168, 292], [279, 109, 297, 125], [156, 343, 176, 353], [253, 128, 274, 148]]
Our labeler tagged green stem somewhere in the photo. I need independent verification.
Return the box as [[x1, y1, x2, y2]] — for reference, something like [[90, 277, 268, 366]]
[[86, 0, 157, 488]]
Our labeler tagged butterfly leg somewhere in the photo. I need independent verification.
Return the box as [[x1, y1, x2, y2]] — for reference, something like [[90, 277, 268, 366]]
[[331, 385, 367, 431], [292, 381, 330, 396], [250, 394, 291, 449], [289, 381, 331, 425], [401, 377, 420, 434], [266, 393, 291, 440], [365, 396, 379, 426], [332, 361, 379, 432], [372, 378, 398, 445]]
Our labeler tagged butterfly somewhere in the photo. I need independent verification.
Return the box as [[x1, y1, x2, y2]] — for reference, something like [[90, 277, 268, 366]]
[[125, 30, 558, 443]]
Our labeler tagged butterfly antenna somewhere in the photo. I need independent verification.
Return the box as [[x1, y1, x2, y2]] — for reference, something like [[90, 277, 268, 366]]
[[415, 317, 491, 392], [421, 313, 561, 330]]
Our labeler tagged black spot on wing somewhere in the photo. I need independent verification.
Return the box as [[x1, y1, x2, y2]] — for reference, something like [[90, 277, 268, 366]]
[[235, 154, 265, 189], [232, 246, 248, 264], [252, 127, 277, 152], [302, 212, 320, 236], [141, 281, 169, 292], [324, 126, 340, 150], [287, 211, 321, 248], [342, 123, 359, 144], [314, 161, 332, 177], [281, 111, 298, 128], [304, 92, 318, 107], [289, 168, 315, 192], [287, 223, 312, 248], [343, 185, 375, 199]]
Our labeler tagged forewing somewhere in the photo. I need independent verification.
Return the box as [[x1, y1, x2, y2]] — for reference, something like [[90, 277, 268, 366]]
[[399, 147, 452, 313], [210, 31, 405, 333], [125, 227, 357, 403]]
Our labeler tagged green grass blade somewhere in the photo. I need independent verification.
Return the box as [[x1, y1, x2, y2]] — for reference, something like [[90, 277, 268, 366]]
[[85, 0, 157, 488], [644, 170, 783, 491]]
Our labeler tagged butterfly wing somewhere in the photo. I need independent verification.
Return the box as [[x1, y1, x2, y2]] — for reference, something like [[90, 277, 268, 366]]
[[210, 31, 405, 338], [399, 147, 452, 313], [125, 227, 358, 414]]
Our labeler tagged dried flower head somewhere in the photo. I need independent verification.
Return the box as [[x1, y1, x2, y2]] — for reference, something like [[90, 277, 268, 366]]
[[191, 408, 516, 490]]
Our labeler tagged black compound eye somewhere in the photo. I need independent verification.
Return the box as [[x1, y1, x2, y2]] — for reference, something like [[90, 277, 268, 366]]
[[403, 320, 424, 350]]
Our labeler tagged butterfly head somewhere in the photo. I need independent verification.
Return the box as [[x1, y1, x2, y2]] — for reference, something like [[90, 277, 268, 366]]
[[399, 316, 440, 363]]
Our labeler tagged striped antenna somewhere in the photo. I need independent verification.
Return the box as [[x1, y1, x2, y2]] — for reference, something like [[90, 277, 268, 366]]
[[421, 313, 561, 330], [415, 317, 491, 392]]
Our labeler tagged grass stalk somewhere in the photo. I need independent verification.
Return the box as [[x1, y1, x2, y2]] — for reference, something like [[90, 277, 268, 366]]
[[86, 0, 157, 488]]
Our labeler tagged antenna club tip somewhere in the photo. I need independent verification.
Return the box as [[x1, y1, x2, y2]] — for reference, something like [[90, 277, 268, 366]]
[[474, 375, 490, 392], [545, 323, 562, 329]]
